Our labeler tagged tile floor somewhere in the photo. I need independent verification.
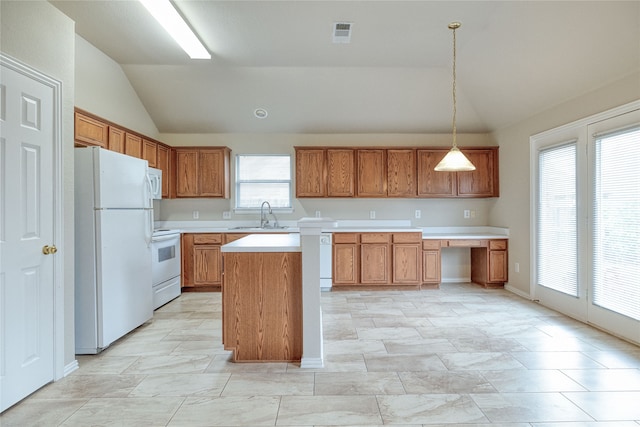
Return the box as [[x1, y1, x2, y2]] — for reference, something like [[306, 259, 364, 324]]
[[2, 283, 640, 426]]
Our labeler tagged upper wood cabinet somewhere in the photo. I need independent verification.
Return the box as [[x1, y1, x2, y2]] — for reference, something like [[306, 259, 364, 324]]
[[456, 149, 498, 197], [124, 133, 143, 159], [156, 144, 171, 198], [175, 147, 231, 198], [357, 149, 386, 197], [327, 149, 355, 197], [74, 112, 108, 148], [416, 149, 456, 197], [142, 139, 157, 168], [108, 126, 125, 154], [387, 149, 416, 197], [296, 146, 498, 199], [295, 148, 325, 197], [417, 147, 499, 198]]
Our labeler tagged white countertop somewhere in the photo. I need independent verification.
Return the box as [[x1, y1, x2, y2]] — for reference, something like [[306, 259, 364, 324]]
[[421, 226, 509, 239], [221, 233, 301, 253], [155, 221, 509, 239]]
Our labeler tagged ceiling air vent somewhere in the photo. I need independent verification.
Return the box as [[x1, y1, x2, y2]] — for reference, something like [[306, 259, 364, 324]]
[[332, 22, 352, 44]]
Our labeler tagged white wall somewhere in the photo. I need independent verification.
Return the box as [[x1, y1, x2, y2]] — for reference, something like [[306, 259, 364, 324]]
[[75, 36, 159, 138], [490, 71, 640, 297], [0, 0, 76, 368], [159, 132, 498, 227]]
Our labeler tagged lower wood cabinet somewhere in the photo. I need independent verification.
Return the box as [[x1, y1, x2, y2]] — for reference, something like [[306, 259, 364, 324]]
[[182, 233, 224, 290], [392, 233, 422, 284], [422, 240, 442, 284], [471, 239, 508, 287], [333, 232, 422, 286], [423, 238, 508, 288]]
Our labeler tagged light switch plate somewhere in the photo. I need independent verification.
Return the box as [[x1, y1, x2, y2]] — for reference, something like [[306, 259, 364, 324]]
[[222, 211, 231, 219]]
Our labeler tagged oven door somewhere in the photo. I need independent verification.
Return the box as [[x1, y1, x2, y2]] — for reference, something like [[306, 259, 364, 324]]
[[151, 233, 181, 285]]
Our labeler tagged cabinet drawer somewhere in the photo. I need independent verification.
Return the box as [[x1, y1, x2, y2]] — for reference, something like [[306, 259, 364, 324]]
[[361, 233, 390, 244], [392, 233, 421, 244], [333, 233, 359, 244], [422, 239, 442, 250], [193, 234, 223, 244], [447, 239, 486, 247], [489, 239, 507, 250]]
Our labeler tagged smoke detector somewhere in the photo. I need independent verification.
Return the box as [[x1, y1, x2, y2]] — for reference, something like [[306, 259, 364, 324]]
[[332, 22, 352, 43]]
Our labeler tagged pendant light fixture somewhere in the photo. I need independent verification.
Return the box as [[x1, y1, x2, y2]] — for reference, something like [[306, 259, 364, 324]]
[[434, 22, 476, 172]]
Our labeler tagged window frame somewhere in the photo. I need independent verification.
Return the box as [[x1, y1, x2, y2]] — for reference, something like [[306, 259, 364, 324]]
[[233, 153, 293, 213]]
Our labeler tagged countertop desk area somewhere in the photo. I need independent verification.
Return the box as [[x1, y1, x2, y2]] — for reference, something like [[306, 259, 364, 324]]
[[220, 234, 302, 362]]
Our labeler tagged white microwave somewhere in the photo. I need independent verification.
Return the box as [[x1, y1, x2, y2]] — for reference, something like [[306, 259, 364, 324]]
[[148, 167, 162, 200]]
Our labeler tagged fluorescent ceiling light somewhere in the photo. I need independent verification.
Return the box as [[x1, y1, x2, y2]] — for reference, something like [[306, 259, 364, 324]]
[[139, 0, 211, 59]]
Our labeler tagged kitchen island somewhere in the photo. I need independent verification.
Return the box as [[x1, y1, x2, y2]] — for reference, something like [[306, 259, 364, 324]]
[[220, 234, 302, 362]]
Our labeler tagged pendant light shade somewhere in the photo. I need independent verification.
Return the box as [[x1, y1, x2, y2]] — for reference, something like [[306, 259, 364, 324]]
[[434, 146, 476, 171], [435, 22, 476, 172]]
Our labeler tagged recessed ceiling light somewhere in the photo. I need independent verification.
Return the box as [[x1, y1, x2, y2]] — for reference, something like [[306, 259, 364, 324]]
[[254, 108, 268, 119]]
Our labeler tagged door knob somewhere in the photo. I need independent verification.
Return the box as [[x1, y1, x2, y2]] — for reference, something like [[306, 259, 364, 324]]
[[42, 245, 57, 255]]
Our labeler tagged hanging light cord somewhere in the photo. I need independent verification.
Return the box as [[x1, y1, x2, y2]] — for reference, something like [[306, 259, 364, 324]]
[[450, 22, 459, 148]]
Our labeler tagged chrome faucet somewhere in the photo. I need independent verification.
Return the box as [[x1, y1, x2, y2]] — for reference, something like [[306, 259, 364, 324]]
[[260, 201, 279, 228]]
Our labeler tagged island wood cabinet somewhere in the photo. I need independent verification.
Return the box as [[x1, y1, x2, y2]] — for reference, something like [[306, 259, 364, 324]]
[[296, 146, 497, 198], [175, 147, 231, 198], [417, 148, 499, 197], [333, 232, 422, 286], [222, 250, 302, 362]]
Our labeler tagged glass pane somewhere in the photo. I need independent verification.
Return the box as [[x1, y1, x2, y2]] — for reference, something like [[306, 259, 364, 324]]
[[537, 143, 578, 296], [237, 182, 291, 208], [593, 127, 640, 320], [237, 155, 291, 181]]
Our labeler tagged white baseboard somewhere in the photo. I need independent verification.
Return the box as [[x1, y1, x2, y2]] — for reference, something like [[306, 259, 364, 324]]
[[64, 359, 79, 377], [504, 284, 531, 300], [300, 357, 324, 369]]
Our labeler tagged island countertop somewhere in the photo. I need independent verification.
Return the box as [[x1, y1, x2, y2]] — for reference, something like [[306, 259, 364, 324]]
[[221, 233, 301, 253]]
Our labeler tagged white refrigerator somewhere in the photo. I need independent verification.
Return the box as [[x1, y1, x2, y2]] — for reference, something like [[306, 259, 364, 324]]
[[74, 147, 154, 354]]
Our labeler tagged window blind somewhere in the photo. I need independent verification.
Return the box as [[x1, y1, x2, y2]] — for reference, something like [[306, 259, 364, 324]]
[[593, 127, 640, 320], [537, 143, 578, 296], [236, 155, 292, 209]]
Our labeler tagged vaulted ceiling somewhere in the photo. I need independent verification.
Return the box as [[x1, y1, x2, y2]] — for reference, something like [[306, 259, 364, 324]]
[[50, 1, 640, 134]]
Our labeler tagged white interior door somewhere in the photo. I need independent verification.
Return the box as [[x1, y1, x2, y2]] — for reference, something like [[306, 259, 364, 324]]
[[0, 59, 56, 412]]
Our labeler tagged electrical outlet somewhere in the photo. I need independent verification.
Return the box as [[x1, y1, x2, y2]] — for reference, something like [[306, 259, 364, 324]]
[[369, 210, 376, 219], [415, 209, 421, 219], [470, 210, 476, 218], [515, 262, 520, 273], [222, 211, 231, 219], [193, 210, 199, 219], [463, 209, 470, 219], [315, 210, 321, 218]]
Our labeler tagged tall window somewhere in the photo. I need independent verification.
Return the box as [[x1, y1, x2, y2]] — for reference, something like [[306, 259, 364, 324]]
[[235, 154, 291, 209], [537, 143, 578, 296], [592, 127, 640, 320]]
